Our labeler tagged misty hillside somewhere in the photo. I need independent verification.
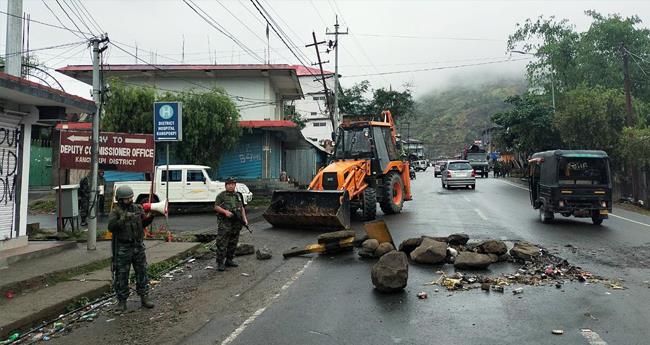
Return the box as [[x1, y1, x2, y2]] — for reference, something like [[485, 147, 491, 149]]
[[410, 79, 527, 158]]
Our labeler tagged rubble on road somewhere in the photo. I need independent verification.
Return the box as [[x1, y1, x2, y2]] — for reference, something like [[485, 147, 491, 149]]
[[398, 237, 422, 255], [256, 247, 273, 260], [410, 238, 447, 264], [509, 242, 542, 261], [453, 252, 493, 269], [235, 243, 255, 256], [477, 240, 508, 256], [371, 251, 408, 293]]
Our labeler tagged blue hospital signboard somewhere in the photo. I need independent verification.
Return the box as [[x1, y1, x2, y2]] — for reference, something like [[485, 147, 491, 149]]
[[154, 102, 182, 142]]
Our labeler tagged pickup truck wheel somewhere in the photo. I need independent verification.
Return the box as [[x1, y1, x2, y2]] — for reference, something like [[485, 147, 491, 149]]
[[380, 172, 404, 215], [539, 207, 554, 224]]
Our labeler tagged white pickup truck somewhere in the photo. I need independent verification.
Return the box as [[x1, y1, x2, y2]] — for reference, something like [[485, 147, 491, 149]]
[[113, 164, 253, 206]]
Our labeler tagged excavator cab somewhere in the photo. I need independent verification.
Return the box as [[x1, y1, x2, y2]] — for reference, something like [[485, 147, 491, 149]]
[[264, 111, 412, 231]]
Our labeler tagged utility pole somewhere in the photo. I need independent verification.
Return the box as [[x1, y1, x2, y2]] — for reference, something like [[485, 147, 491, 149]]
[[306, 32, 334, 130], [5, 0, 23, 77], [88, 35, 109, 251], [326, 15, 347, 129]]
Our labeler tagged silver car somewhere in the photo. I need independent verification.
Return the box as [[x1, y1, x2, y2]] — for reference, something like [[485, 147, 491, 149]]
[[441, 160, 476, 189]]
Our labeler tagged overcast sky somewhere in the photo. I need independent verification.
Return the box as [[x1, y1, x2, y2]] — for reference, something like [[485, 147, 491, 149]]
[[2, 0, 650, 99]]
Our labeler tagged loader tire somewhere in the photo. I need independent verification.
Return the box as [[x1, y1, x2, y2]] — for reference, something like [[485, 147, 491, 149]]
[[380, 172, 404, 215], [362, 187, 377, 220]]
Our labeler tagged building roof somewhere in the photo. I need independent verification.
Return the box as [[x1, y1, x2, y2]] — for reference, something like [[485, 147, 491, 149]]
[[0, 71, 96, 114], [292, 65, 334, 76], [57, 64, 303, 73]]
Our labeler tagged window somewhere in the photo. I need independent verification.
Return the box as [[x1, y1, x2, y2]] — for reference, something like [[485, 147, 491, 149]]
[[448, 162, 472, 170], [161, 170, 182, 182], [312, 96, 326, 101], [187, 170, 205, 182], [310, 112, 318, 116], [312, 122, 327, 127], [558, 158, 609, 185]]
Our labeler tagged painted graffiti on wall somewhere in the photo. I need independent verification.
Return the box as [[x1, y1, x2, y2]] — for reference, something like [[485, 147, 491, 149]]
[[239, 144, 261, 164], [0, 126, 20, 205]]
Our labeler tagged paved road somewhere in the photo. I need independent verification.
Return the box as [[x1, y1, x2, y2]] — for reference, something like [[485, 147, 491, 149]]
[[204, 173, 650, 345]]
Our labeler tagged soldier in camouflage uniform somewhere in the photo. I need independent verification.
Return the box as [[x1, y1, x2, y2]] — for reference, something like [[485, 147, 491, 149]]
[[214, 177, 248, 271], [108, 185, 155, 313]]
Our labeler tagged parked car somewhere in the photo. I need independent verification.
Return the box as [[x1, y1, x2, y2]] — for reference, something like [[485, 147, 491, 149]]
[[112, 164, 253, 207], [441, 160, 476, 189], [412, 160, 428, 172], [528, 150, 611, 225]]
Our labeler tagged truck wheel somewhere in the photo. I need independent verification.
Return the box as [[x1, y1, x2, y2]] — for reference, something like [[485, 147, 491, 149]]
[[362, 187, 377, 220], [591, 211, 604, 225], [539, 207, 554, 224], [380, 172, 404, 214]]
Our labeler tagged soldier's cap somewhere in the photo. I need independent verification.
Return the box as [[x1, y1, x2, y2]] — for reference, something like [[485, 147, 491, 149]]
[[225, 177, 237, 184]]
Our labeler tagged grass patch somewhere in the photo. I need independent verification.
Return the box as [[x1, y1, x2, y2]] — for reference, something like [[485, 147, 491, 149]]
[[616, 202, 650, 216], [28, 199, 56, 214]]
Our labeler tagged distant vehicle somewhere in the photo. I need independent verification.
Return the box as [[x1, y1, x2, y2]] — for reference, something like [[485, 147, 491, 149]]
[[113, 164, 253, 207], [433, 160, 446, 177], [528, 150, 611, 225], [462, 144, 489, 178], [441, 160, 476, 189], [412, 160, 428, 172]]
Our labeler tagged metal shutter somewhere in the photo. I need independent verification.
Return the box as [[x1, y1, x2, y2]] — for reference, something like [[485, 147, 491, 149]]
[[0, 114, 21, 240]]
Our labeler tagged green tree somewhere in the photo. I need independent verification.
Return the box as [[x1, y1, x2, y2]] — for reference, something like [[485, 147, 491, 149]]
[[619, 126, 650, 165], [103, 79, 241, 167], [369, 86, 415, 121], [339, 80, 371, 116], [491, 93, 561, 157], [554, 86, 626, 154]]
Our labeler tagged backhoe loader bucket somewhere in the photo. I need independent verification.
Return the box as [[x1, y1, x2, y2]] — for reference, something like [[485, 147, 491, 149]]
[[263, 190, 351, 230]]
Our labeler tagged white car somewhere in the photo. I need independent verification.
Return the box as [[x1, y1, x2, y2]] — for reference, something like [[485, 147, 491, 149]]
[[113, 165, 253, 206], [412, 160, 428, 172]]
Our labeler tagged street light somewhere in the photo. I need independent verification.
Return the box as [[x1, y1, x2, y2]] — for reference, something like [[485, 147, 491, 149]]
[[510, 50, 556, 112]]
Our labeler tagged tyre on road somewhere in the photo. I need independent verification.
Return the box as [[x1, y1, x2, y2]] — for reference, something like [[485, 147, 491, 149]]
[[362, 187, 377, 220], [591, 211, 604, 225], [539, 206, 554, 224], [380, 172, 404, 214]]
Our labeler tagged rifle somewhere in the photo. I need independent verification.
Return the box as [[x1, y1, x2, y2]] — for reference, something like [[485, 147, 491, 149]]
[[110, 235, 117, 285], [217, 202, 252, 234]]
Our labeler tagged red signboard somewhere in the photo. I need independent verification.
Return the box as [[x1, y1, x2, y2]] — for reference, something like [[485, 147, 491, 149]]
[[59, 131, 155, 172]]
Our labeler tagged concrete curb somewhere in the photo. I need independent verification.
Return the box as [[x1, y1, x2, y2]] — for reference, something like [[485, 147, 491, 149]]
[[0, 242, 203, 339]]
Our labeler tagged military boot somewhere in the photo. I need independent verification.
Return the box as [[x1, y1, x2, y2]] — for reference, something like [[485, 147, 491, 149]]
[[140, 295, 154, 309], [225, 259, 238, 267], [114, 300, 127, 314], [217, 259, 226, 271]]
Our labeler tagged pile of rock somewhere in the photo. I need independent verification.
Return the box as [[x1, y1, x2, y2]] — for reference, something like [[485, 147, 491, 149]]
[[359, 239, 396, 259], [371, 251, 409, 293]]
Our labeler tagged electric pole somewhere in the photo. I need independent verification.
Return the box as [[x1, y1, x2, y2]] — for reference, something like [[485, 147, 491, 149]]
[[306, 32, 334, 130], [4, 0, 23, 77], [621, 43, 635, 126], [326, 15, 347, 129], [88, 35, 109, 251]]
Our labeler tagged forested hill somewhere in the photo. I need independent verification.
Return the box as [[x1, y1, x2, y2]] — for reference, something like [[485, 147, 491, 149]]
[[410, 79, 527, 158]]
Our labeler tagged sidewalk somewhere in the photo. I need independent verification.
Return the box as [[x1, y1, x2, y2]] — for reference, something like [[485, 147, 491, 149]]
[[0, 240, 202, 338]]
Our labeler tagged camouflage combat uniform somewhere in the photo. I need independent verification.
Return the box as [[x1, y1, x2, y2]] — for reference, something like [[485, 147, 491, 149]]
[[108, 203, 153, 302], [214, 191, 244, 264]]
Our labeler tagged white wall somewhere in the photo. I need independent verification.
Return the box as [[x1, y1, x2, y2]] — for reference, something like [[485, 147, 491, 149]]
[[296, 75, 334, 141], [118, 76, 281, 121]]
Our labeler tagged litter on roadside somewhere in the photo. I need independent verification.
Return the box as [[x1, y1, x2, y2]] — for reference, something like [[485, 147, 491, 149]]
[[241, 273, 250, 277], [204, 265, 214, 269], [552, 329, 564, 335], [417, 291, 428, 299]]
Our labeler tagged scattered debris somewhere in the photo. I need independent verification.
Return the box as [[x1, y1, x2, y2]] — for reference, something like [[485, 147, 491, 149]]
[[375, 242, 396, 257], [106, 318, 115, 322], [241, 273, 250, 277], [447, 233, 469, 245], [204, 265, 214, 270], [235, 243, 255, 256], [371, 251, 408, 293], [256, 247, 273, 260], [481, 283, 491, 291], [410, 238, 447, 264], [4, 290, 15, 299], [491, 285, 504, 293], [187, 258, 196, 263], [417, 291, 428, 299], [477, 240, 508, 255], [512, 288, 523, 295], [552, 330, 564, 335], [510, 242, 542, 261], [398, 237, 422, 255], [453, 252, 492, 269]]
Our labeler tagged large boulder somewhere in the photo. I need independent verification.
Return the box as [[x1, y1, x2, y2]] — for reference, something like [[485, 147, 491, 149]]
[[410, 238, 447, 264], [256, 247, 272, 260], [235, 243, 255, 256], [371, 251, 408, 292], [510, 242, 542, 261], [447, 233, 470, 245], [453, 252, 493, 269], [362, 239, 380, 252], [398, 237, 423, 254], [374, 242, 395, 257], [477, 240, 508, 256], [422, 235, 449, 243]]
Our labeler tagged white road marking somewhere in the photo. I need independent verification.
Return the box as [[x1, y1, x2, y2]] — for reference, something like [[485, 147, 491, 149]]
[[498, 180, 650, 228], [580, 329, 608, 345], [474, 208, 488, 221], [220, 259, 313, 345]]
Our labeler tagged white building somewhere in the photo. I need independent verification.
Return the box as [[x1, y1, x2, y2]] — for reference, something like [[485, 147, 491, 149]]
[[292, 65, 335, 144]]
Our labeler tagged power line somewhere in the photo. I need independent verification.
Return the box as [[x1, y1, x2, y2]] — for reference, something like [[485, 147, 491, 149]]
[[4, 41, 88, 58], [344, 57, 531, 77], [4, 4, 89, 37], [260, 0, 312, 63], [182, 0, 265, 63], [73, 0, 104, 34], [62, 0, 96, 36], [55, 0, 90, 39]]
